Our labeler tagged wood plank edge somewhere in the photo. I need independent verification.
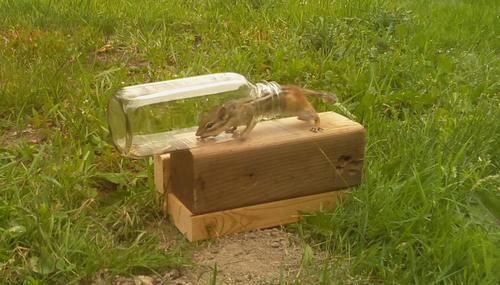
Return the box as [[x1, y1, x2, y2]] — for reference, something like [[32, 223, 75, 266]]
[[167, 190, 349, 242], [167, 192, 194, 241], [153, 155, 164, 208]]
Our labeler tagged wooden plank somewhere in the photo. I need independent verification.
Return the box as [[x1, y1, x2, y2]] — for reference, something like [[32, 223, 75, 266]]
[[167, 192, 194, 241], [167, 190, 347, 242], [154, 154, 171, 214], [170, 112, 364, 214], [153, 155, 164, 203]]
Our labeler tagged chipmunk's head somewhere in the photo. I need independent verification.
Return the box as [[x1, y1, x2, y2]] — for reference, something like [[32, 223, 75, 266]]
[[196, 106, 230, 138]]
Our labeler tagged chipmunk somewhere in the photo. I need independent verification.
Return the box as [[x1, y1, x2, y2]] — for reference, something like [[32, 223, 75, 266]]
[[195, 85, 337, 139]]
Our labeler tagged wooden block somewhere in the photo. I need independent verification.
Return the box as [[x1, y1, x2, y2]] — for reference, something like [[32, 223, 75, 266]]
[[170, 112, 364, 214], [167, 190, 347, 242]]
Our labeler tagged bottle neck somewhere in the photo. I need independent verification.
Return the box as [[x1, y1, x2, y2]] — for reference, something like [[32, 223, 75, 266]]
[[250, 81, 281, 98]]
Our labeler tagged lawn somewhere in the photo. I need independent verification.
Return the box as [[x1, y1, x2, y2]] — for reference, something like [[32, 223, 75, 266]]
[[1, 0, 499, 284]]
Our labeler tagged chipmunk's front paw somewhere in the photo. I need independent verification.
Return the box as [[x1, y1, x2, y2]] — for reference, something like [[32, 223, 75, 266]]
[[225, 126, 237, 133], [310, 127, 324, 133]]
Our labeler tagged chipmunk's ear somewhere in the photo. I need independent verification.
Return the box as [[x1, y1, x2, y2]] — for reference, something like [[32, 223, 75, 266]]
[[217, 106, 228, 120]]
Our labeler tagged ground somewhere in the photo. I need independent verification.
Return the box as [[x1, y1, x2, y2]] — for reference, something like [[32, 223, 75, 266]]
[[93, 227, 365, 285]]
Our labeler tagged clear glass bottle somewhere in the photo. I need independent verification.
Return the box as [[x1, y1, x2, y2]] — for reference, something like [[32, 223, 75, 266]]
[[107, 72, 281, 158]]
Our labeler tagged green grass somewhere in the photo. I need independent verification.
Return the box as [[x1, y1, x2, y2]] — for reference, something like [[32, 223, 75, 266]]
[[1, 0, 499, 284]]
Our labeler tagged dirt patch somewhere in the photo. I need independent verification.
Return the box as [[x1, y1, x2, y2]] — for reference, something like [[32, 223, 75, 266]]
[[106, 228, 328, 285], [176, 228, 319, 285], [2, 124, 43, 145]]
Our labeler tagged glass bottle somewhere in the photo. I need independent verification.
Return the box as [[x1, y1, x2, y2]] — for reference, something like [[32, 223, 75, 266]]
[[107, 72, 281, 158]]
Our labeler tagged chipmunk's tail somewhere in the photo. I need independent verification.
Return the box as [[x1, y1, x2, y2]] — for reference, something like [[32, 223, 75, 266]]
[[301, 88, 338, 104]]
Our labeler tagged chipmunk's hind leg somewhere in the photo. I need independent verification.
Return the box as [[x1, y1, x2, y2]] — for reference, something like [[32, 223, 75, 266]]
[[297, 110, 323, 133]]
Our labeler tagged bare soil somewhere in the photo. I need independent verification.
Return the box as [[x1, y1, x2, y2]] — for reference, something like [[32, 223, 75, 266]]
[[175, 228, 319, 285], [104, 227, 328, 285]]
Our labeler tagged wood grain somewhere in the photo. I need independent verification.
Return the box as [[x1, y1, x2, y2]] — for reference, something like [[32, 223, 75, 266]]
[[170, 112, 364, 214], [166, 190, 348, 242]]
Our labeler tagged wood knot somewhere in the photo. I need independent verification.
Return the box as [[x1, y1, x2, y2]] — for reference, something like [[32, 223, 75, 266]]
[[195, 177, 206, 191], [335, 155, 362, 176], [336, 155, 351, 170]]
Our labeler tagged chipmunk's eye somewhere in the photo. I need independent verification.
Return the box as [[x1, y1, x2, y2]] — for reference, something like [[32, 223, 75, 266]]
[[205, 122, 214, 129]]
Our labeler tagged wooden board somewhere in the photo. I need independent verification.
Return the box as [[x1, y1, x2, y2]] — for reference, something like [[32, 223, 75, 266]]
[[167, 190, 347, 242], [153, 154, 170, 211], [169, 112, 364, 214]]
